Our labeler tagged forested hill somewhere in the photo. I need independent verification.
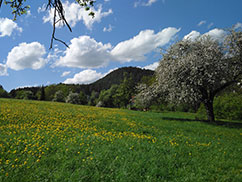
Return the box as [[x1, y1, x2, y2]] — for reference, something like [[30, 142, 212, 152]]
[[89, 67, 154, 92], [9, 67, 154, 99]]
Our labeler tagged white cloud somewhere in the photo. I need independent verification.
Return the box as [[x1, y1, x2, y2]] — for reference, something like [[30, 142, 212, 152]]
[[54, 27, 180, 69], [184, 28, 226, 42], [38, 4, 46, 13], [134, 0, 158, 7], [6, 42, 47, 71], [0, 18, 22, 37], [204, 28, 226, 42], [197, 20, 206, 27], [47, 48, 63, 65], [183, 30, 201, 41], [61, 71, 71, 77], [103, 24, 113, 32], [54, 36, 112, 69], [43, 2, 112, 29], [145, 0, 158, 6], [64, 69, 104, 84], [234, 22, 242, 29], [111, 27, 180, 62], [0, 63, 8, 76], [143, 61, 159, 70], [207, 22, 214, 29]]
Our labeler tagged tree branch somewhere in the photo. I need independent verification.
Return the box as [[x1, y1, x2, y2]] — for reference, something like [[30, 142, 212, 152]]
[[212, 80, 237, 97], [1, 0, 95, 49]]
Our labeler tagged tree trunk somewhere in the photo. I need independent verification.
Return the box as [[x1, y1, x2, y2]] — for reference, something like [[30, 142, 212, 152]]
[[203, 99, 215, 122]]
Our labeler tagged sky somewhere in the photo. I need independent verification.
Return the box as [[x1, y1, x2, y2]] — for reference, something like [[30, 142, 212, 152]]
[[0, 0, 241, 92]]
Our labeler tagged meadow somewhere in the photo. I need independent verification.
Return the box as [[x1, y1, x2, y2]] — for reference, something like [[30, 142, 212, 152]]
[[0, 98, 241, 181]]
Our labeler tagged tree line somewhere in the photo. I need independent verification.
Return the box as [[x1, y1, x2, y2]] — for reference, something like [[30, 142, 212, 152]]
[[0, 67, 154, 108]]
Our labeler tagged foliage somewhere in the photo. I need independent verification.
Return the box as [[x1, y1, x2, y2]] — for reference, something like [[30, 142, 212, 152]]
[[15, 90, 35, 100], [88, 91, 99, 106], [0, 99, 241, 181], [44, 84, 72, 101], [65, 92, 81, 104], [134, 83, 156, 109], [79, 91, 88, 105], [197, 92, 242, 121], [113, 72, 136, 108], [97, 85, 119, 107], [52, 90, 65, 102], [0, 85, 9, 98], [40, 86, 45, 101], [138, 28, 242, 122]]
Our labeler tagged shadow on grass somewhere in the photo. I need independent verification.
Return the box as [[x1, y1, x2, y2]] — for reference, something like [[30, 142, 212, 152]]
[[161, 117, 242, 129]]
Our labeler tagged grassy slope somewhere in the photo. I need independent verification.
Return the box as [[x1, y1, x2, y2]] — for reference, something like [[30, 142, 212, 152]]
[[0, 98, 241, 182]]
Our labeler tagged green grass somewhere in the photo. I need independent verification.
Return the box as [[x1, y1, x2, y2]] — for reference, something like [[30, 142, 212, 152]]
[[0, 98, 241, 181]]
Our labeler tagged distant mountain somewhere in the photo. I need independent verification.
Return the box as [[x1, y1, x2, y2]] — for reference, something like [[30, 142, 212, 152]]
[[9, 67, 154, 99]]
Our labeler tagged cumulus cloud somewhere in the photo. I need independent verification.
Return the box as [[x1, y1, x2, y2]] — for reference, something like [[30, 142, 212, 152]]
[[111, 27, 180, 62], [6, 42, 47, 71], [43, 2, 112, 29], [64, 69, 104, 84], [0, 18, 22, 37], [184, 28, 226, 42], [183, 30, 201, 41], [54, 36, 112, 69], [0, 63, 8, 76], [143, 61, 159, 70], [204, 28, 226, 42], [61, 71, 71, 77], [54, 27, 179, 69]]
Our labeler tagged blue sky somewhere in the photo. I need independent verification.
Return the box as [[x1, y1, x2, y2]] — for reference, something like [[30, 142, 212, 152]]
[[0, 0, 241, 91]]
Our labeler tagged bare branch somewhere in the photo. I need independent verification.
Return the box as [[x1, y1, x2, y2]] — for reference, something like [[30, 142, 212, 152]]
[[1, 0, 95, 49]]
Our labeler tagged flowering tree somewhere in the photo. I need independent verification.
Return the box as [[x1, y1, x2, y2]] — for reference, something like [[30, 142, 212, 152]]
[[139, 28, 241, 122]]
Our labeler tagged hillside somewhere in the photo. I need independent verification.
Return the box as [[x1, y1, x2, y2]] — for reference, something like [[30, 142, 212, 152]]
[[9, 67, 154, 98], [89, 67, 154, 92], [0, 98, 241, 181]]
